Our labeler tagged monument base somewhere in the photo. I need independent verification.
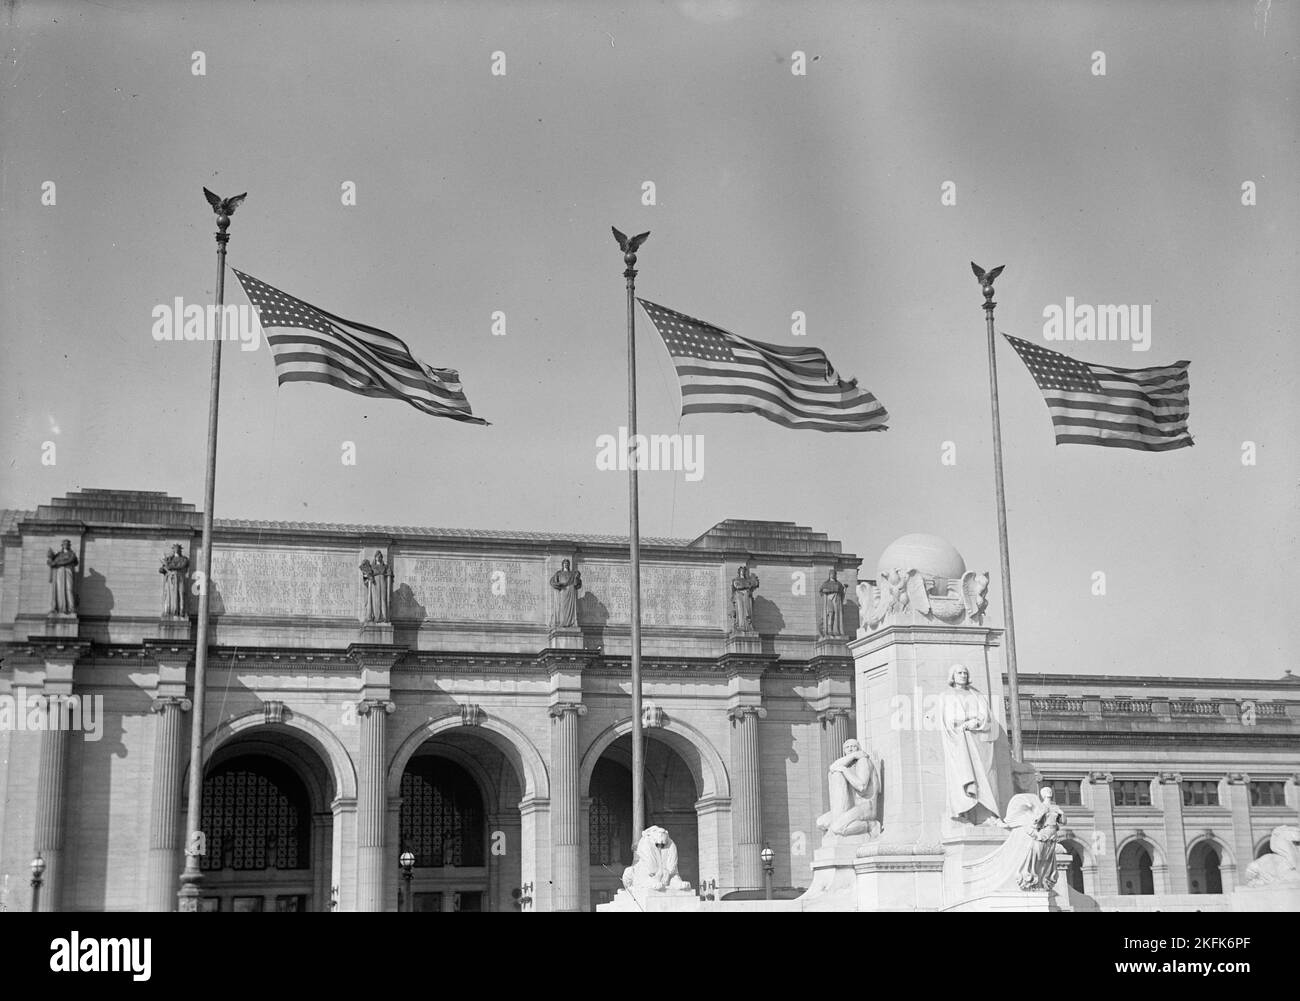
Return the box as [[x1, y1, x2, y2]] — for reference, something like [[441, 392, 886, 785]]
[[155, 617, 190, 642], [597, 887, 700, 913], [800, 834, 870, 910], [854, 841, 946, 911], [358, 622, 395, 644], [812, 636, 849, 658], [944, 888, 1069, 912], [941, 828, 1011, 906], [43, 614, 79, 639], [1230, 883, 1300, 912], [725, 630, 761, 656], [546, 626, 584, 650]]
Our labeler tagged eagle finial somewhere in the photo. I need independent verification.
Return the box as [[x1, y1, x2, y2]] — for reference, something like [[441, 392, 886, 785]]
[[203, 187, 248, 225], [612, 226, 650, 266]]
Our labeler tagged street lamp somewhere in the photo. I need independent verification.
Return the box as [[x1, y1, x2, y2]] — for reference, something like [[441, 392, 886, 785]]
[[398, 851, 416, 913], [30, 855, 46, 913], [760, 843, 775, 901]]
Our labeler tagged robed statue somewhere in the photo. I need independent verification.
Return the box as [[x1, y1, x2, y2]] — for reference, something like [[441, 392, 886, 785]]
[[996, 787, 1067, 890], [549, 558, 582, 628], [816, 738, 879, 841], [360, 551, 391, 623], [730, 565, 759, 632], [930, 664, 1001, 825], [818, 569, 846, 638], [158, 544, 190, 617], [47, 539, 78, 614]]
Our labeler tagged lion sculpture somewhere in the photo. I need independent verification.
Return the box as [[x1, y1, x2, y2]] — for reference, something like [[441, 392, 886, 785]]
[[622, 826, 691, 893]]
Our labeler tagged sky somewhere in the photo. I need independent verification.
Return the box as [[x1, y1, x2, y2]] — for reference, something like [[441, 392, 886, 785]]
[[2, 0, 1296, 679]]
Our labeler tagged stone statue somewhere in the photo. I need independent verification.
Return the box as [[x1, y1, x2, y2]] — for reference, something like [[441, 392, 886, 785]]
[[47, 539, 78, 614], [549, 558, 582, 629], [816, 738, 879, 841], [360, 551, 391, 623], [1245, 825, 1300, 887], [818, 569, 846, 638], [990, 787, 1067, 891], [730, 565, 759, 632], [158, 544, 189, 617], [863, 568, 990, 630], [931, 664, 1001, 825], [622, 826, 691, 893]]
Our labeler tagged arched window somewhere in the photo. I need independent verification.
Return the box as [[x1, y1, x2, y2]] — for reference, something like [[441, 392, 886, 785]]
[[588, 758, 634, 868], [399, 757, 485, 867], [1117, 842, 1155, 895], [200, 755, 310, 872], [1188, 842, 1223, 894]]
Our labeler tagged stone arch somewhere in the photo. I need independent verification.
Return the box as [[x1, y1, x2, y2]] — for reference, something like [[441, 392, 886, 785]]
[[579, 715, 730, 801], [1186, 832, 1236, 873], [1115, 832, 1166, 868], [388, 712, 549, 801], [189, 707, 357, 801]]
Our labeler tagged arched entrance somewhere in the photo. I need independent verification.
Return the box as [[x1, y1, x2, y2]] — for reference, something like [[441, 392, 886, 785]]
[[195, 731, 336, 912], [1117, 841, 1156, 895], [1060, 841, 1085, 894], [585, 734, 700, 910], [1187, 841, 1223, 894]]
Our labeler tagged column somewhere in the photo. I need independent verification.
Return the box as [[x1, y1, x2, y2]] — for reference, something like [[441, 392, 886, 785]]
[[355, 698, 394, 912], [549, 701, 586, 912], [1086, 771, 1119, 896], [727, 703, 766, 890], [1223, 773, 1253, 891], [34, 717, 71, 912], [145, 696, 191, 911], [1157, 772, 1187, 892]]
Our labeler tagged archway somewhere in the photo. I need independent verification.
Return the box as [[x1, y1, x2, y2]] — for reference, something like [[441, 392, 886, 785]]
[[585, 733, 700, 910], [1117, 841, 1155, 895], [1060, 841, 1085, 894], [195, 730, 336, 912], [1188, 841, 1223, 894]]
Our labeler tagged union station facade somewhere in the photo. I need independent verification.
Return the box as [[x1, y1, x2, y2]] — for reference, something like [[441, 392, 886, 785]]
[[1, 489, 1296, 912]]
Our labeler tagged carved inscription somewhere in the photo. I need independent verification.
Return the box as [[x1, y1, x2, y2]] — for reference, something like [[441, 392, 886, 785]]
[[209, 548, 358, 617], [580, 562, 720, 628], [392, 556, 544, 623]]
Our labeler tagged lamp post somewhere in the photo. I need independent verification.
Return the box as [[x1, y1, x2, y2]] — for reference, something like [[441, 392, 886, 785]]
[[30, 855, 45, 913], [760, 843, 775, 901], [398, 851, 415, 913]]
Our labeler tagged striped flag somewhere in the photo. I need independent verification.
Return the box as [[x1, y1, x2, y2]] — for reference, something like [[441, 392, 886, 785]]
[[232, 269, 488, 425], [1003, 334, 1191, 451], [638, 299, 888, 432]]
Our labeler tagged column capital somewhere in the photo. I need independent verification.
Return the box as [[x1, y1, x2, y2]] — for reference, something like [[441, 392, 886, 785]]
[[727, 704, 767, 723], [150, 696, 192, 714], [548, 701, 587, 720], [1086, 770, 1113, 784], [1225, 771, 1250, 785], [356, 698, 395, 717], [817, 707, 853, 726], [1157, 771, 1183, 785]]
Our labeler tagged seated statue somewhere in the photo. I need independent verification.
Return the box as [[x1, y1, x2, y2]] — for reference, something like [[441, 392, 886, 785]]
[[622, 826, 691, 893], [816, 739, 879, 842], [985, 786, 1066, 891], [1245, 826, 1300, 887]]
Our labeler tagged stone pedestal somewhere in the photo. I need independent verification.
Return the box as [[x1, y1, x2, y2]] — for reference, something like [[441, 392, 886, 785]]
[[801, 835, 869, 910], [725, 631, 761, 656], [546, 626, 583, 650], [813, 636, 849, 658], [944, 888, 1069, 912], [941, 829, 1013, 906], [358, 622, 394, 644], [854, 841, 946, 911], [155, 617, 190, 642], [1230, 884, 1300, 912], [43, 613, 78, 638], [598, 887, 700, 913]]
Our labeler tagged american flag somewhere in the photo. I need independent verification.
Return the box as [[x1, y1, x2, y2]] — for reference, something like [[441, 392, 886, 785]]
[[638, 299, 888, 432], [232, 269, 488, 425], [1003, 334, 1191, 451]]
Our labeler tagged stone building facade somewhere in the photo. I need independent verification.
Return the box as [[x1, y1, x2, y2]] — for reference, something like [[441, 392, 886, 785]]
[[0, 489, 1295, 912]]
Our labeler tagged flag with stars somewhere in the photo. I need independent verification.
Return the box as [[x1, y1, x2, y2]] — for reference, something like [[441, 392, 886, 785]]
[[637, 299, 888, 432], [232, 269, 488, 425], [1003, 334, 1191, 451]]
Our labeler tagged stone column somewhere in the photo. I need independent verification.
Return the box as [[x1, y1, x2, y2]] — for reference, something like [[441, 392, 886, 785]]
[[34, 717, 71, 912], [1156, 772, 1188, 892], [1224, 772, 1253, 889], [355, 698, 394, 912], [1086, 771, 1119, 895], [727, 703, 767, 890], [549, 701, 587, 912], [145, 696, 191, 911]]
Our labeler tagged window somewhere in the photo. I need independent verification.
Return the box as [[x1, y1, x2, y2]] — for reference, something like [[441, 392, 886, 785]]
[[1113, 780, 1152, 807], [1047, 780, 1083, 807], [1250, 781, 1287, 807], [1182, 780, 1220, 807], [399, 758, 485, 868], [200, 757, 310, 872]]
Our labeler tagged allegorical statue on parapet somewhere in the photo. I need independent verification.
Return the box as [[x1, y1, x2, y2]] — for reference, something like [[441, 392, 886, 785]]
[[816, 738, 879, 842], [929, 664, 1001, 827], [359, 550, 391, 623], [818, 569, 846, 638], [47, 539, 78, 614], [549, 558, 582, 629], [159, 543, 190, 617], [730, 565, 759, 632]]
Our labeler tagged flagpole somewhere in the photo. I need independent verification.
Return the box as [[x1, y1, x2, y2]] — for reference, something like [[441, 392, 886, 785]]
[[614, 228, 648, 845], [177, 190, 240, 910], [974, 263, 1024, 762]]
